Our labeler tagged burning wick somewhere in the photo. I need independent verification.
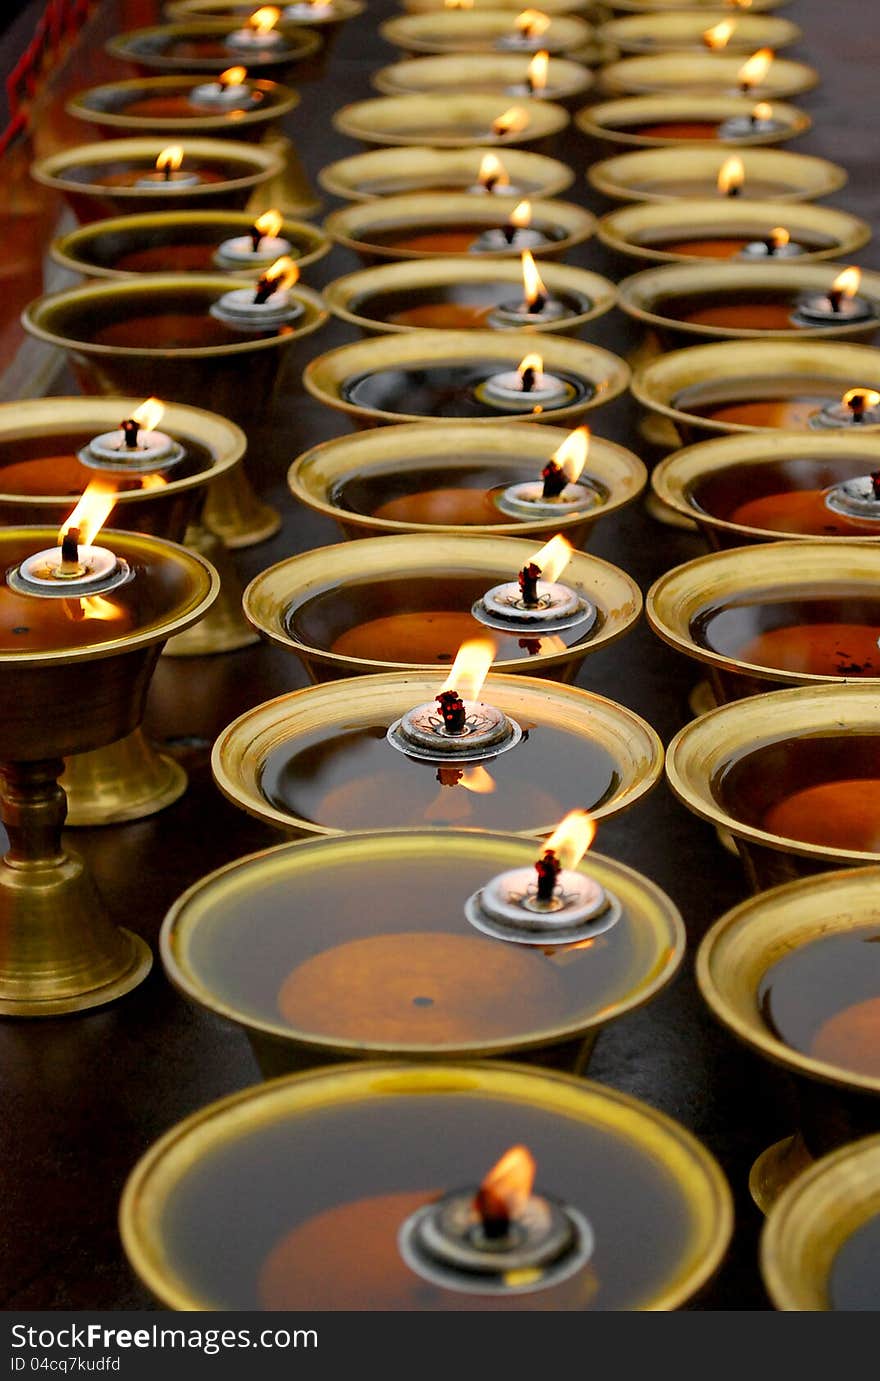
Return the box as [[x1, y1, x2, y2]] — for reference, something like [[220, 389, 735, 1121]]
[[435, 688, 467, 735], [79, 398, 184, 473], [387, 639, 524, 763], [739, 225, 803, 260], [518, 560, 541, 607], [211, 255, 302, 328], [473, 533, 595, 634], [136, 146, 200, 189], [717, 98, 781, 140], [480, 350, 570, 409], [491, 106, 530, 140], [495, 426, 595, 518], [227, 6, 285, 49], [498, 8, 552, 50], [190, 65, 256, 109], [793, 267, 874, 327], [738, 47, 773, 95], [400, 1143, 594, 1295], [811, 386, 880, 433], [470, 199, 549, 254], [12, 478, 131, 598], [215, 209, 292, 267], [526, 49, 549, 96], [489, 250, 569, 327], [717, 155, 744, 198], [703, 19, 735, 50]]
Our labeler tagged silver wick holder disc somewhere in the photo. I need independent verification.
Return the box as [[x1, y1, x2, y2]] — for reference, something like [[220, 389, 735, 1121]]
[[790, 294, 875, 328], [469, 227, 549, 254], [78, 431, 185, 474], [9, 552, 133, 599], [494, 479, 597, 519], [386, 698, 523, 764], [210, 287, 304, 330], [809, 401, 880, 430], [213, 235, 293, 269], [190, 81, 259, 109], [824, 474, 880, 518], [738, 240, 804, 259], [717, 115, 784, 139], [466, 865, 622, 945], [467, 183, 524, 198], [477, 370, 574, 412], [472, 579, 595, 634], [399, 1190, 594, 1296], [487, 296, 572, 328], [496, 32, 544, 51]]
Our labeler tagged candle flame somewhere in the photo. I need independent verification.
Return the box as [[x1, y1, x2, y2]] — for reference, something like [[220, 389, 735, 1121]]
[[138, 474, 168, 492], [250, 5, 280, 32], [752, 101, 773, 122], [131, 396, 164, 433], [771, 226, 790, 249], [156, 146, 184, 174], [492, 106, 530, 136], [541, 809, 596, 870], [477, 151, 509, 190], [551, 426, 589, 483], [833, 266, 862, 299], [220, 66, 248, 86], [518, 349, 543, 378], [521, 249, 546, 307], [843, 388, 880, 410], [511, 199, 532, 228], [458, 765, 496, 795], [527, 49, 549, 93], [441, 638, 495, 701], [60, 477, 117, 549], [717, 154, 744, 196], [262, 254, 299, 290], [703, 19, 735, 49], [475, 1147, 536, 1228], [738, 47, 773, 89], [254, 208, 284, 239], [529, 532, 572, 583], [515, 9, 550, 37]]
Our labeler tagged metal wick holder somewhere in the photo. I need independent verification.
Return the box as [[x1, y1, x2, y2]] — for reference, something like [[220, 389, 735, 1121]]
[[494, 477, 597, 520], [496, 33, 544, 52], [717, 115, 784, 139], [213, 235, 293, 269], [809, 399, 880, 430], [478, 369, 573, 412], [470, 226, 549, 254], [387, 697, 523, 764], [190, 82, 259, 110], [465, 863, 621, 945], [487, 295, 572, 328], [790, 293, 875, 328], [824, 474, 880, 518], [738, 239, 804, 260], [9, 549, 132, 599], [399, 1189, 594, 1295], [211, 287, 304, 330], [472, 577, 595, 634], [78, 429, 185, 474]]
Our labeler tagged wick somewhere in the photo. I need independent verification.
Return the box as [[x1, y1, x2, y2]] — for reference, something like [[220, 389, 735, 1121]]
[[60, 527, 80, 571], [871, 470, 880, 499], [249, 224, 263, 252], [163, 163, 172, 182], [541, 458, 567, 498], [253, 274, 277, 305], [764, 236, 777, 256], [527, 291, 548, 316], [520, 364, 537, 393], [828, 288, 843, 313], [436, 767, 463, 787], [518, 561, 541, 607], [503, 223, 516, 245], [848, 393, 869, 422], [120, 418, 140, 449], [535, 847, 561, 903], [473, 1184, 511, 1240], [726, 185, 741, 199], [436, 689, 467, 734]]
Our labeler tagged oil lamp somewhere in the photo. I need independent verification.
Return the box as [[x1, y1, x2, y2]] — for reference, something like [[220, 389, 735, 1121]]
[[211, 254, 303, 327], [387, 638, 523, 763], [11, 481, 129, 600], [596, 11, 799, 57], [494, 425, 596, 518], [135, 146, 202, 189], [588, 146, 847, 205], [213, 208, 293, 267], [718, 98, 785, 139], [793, 267, 875, 328], [105, 20, 322, 78], [79, 397, 186, 473], [190, 64, 257, 108], [486, 249, 568, 325], [318, 146, 574, 203], [810, 387, 880, 431], [332, 93, 568, 150], [739, 224, 803, 258], [481, 351, 571, 409], [469, 200, 550, 252], [578, 94, 809, 152], [598, 50, 818, 103], [380, 9, 592, 60], [226, 5, 285, 49], [499, 8, 552, 50], [472, 534, 593, 636]]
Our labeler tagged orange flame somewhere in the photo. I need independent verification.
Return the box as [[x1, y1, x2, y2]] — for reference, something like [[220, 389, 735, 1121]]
[[551, 426, 589, 483], [843, 388, 880, 410], [521, 249, 546, 307], [262, 254, 299, 290], [752, 100, 773, 122], [492, 106, 530, 136], [441, 638, 495, 701], [518, 349, 543, 380], [254, 208, 284, 239], [541, 809, 596, 870], [832, 266, 862, 299], [703, 19, 735, 49], [475, 1147, 536, 1227], [477, 151, 509, 190], [138, 474, 168, 492], [770, 226, 790, 249], [459, 765, 496, 795], [220, 66, 248, 86], [738, 47, 773, 89], [131, 396, 164, 433], [511, 199, 532, 228], [60, 477, 117, 548], [717, 154, 744, 196], [250, 5, 280, 32], [529, 532, 572, 583], [527, 49, 549, 93], [515, 8, 550, 37], [156, 145, 183, 174]]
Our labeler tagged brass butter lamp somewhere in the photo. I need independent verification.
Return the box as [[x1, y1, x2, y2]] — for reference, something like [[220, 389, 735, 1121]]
[[576, 94, 811, 151], [400, 0, 596, 14], [65, 75, 299, 141], [588, 146, 847, 205], [317, 145, 575, 202], [379, 11, 595, 57], [105, 22, 322, 78], [596, 11, 801, 55], [372, 53, 594, 106], [598, 51, 819, 100], [333, 93, 569, 149]]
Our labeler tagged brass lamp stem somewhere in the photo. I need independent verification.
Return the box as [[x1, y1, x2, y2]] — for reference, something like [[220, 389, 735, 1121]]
[[0, 760, 68, 870]]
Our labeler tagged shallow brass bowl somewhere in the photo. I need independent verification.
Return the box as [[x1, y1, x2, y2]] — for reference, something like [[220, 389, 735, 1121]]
[[618, 262, 880, 347], [576, 95, 810, 150], [323, 256, 616, 338], [65, 75, 298, 140], [762, 1133, 880, 1311], [373, 53, 594, 105], [303, 328, 628, 428], [105, 21, 322, 75], [243, 532, 642, 681], [333, 93, 569, 148], [317, 144, 575, 201], [597, 199, 869, 268], [588, 146, 846, 205], [380, 11, 594, 57], [598, 51, 818, 99], [401, 0, 596, 13], [324, 193, 595, 264], [50, 209, 330, 282], [610, 0, 788, 11], [166, 0, 364, 26], [632, 339, 880, 445], [652, 431, 880, 547], [288, 420, 646, 541], [596, 11, 801, 54]]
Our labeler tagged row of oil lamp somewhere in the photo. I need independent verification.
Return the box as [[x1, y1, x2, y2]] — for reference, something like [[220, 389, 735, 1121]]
[[6, 0, 880, 1314]]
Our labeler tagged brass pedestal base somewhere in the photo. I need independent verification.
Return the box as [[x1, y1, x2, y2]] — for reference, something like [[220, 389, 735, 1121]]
[[750, 1133, 813, 1215], [250, 133, 321, 220], [61, 729, 187, 828], [688, 679, 716, 719], [0, 760, 153, 1016], [645, 489, 697, 530], [165, 523, 258, 657], [203, 469, 281, 550]]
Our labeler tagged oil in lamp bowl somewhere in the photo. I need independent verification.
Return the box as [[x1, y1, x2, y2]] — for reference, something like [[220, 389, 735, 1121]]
[[105, 22, 322, 78], [29, 136, 284, 223], [372, 54, 594, 107], [597, 199, 870, 270], [618, 263, 880, 348], [288, 420, 646, 542], [666, 683, 880, 891], [65, 76, 298, 141], [166, 0, 365, 29], [596, 12, 801, 55], [317, 145, 575, 202], [242, 534, 642, 682], [647, 539, 880, 702], [323, 194, 595, 266], [323, 257, 616, 339], [576, 95, 810, 152], [49, 210, 330, 282], [332, 94, 569, 149], [598, 51, 819, 100], [698, 869, 880, 1217], [379, 11, 595, 58], [652, 431, 880, 548], [161, 828, 681, 1077], [762, 1132, 880, 1309], [303, 329, 627, 429], [632, 340, 880, 447], [588, 147, 847, 205], [119, 1060, 732, 1311]]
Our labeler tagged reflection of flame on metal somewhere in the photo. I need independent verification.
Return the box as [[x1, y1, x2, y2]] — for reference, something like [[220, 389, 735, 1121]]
[[250, 5, 280, 33], [703, 19, 735, 50], [528, 532, 572, 583], [156, 145, 184, 175], [551, 425, 589, 483], [458, 765, 496, 794], [254, 208, 284, 239], [527, 49, 549, 93], [60, 477, 117, 548], [540, 808, 596, 870], [515, 9, 550, 38], [475, 1146, 536, 1230], [478, 152, 509, 191], [131, 396, 164, 433], [717, 154, 744, 197], [521, 249, 546, 308], [738, 47, 773, 90], [441, 638, 495, 700], [138, 474, 168, 492], [833, 266, 862, 300], [492, 106, 530, 136], [80, 595, 123, 622], [220, 65, 248, 86]]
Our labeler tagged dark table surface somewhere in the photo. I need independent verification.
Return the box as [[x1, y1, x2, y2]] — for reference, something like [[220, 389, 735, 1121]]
[[1, 0, 878, 1312]]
